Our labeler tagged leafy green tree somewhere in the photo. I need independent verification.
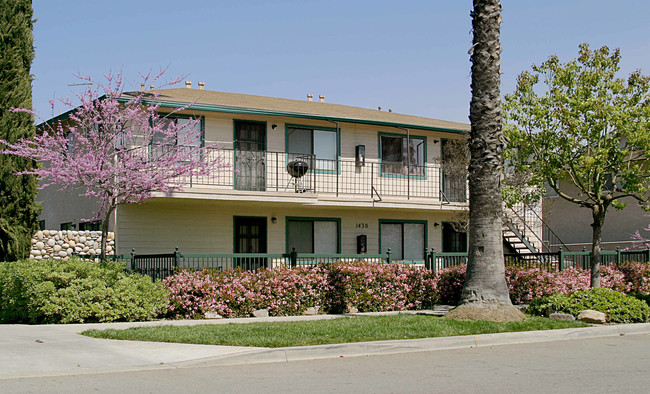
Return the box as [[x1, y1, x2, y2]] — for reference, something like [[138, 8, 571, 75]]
[[0, 0, 40, 261], [504, 44, 650, 287], [447, 0, 524, 321]]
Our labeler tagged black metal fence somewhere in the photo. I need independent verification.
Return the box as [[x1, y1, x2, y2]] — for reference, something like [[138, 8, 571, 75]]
[[77, 247, 650, 280]]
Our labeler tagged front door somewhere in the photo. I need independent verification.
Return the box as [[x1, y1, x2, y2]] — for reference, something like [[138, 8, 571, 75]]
[[234, 216, 267, 269], [234, 121, 266, 191]]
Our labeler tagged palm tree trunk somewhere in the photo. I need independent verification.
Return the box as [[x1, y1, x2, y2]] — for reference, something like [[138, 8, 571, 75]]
[[446, 0, 524, 321]]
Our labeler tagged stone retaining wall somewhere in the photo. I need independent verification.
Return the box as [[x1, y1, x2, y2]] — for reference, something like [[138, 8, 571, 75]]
[[30, 230, 115, 260]]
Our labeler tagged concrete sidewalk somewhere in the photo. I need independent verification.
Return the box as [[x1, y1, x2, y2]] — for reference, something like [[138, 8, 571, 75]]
[[2, 311, 650, 380]]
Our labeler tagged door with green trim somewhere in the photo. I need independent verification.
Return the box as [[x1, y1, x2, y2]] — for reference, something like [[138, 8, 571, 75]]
[[234, 217, 267, 269], [234, 121, 266, 191]]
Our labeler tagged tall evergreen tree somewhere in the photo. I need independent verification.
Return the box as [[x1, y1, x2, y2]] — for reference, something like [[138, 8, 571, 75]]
[[0, 0, 40, 261]]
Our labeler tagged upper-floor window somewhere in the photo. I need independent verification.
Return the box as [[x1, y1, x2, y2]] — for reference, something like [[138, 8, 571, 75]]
[[287, 125, 338, 172], [379, 133, 425, 176], [152, 116, 203, 159]]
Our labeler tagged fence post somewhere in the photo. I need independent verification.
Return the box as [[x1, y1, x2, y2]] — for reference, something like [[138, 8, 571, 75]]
[[386, 248, 392, 263], [558, 247, 564, 271], [128, 248, 135, 271], [174, 246, 181, 270], [290, 247, 297, 267], [616, 246, 621, 267], [431, 247, 437, 272]]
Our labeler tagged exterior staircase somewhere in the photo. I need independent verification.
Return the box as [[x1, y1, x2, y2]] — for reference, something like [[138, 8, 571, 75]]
[[502, 203, 568, 257]]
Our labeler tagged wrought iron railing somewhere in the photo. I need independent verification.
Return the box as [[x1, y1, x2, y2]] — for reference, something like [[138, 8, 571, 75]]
[[178, 148, 468, 202], [75, 247, 650, 280]]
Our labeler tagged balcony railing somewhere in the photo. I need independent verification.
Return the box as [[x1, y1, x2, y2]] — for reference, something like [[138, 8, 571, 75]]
[[182, 148, 467, 202]]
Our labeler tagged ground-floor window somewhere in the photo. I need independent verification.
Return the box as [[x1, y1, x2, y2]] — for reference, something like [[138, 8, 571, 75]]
[[379, 220, 426, 260], [286, 217, 340, 253], [79, 221, 101, 231], [442, 222, 467, 252]]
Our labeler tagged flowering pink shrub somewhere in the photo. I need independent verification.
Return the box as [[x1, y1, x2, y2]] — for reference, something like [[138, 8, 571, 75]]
[[163, 266, 329, 319], [164, 262, 650, 318], [619, 263, 650, 294], [506, 267, 559, 304], [325, 262, 438, 313], [435, 265, 466, 305], [436, 264, 641, 305]]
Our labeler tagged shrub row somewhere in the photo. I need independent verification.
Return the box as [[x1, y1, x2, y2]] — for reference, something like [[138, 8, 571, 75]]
[[164, 262, 650, 319], [436, 263, 648, 305], [0, 258, 168, 324], [164, 262, 438, 318]]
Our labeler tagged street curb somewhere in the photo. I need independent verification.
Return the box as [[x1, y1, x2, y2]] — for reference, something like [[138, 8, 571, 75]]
[[172, 323, 650, 368]]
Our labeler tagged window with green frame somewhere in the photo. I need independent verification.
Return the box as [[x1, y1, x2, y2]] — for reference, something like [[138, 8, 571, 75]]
[[286, 126, 338, 171], [379, 220, 426, 260], [152, 115, 203, 159], [286, 218, 340, 253], [379, 134, 425, 176]]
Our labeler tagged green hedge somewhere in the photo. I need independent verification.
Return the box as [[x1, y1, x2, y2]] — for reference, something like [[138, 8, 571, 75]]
[[526, 288, 650, 323], [0, 258, 168, 324]]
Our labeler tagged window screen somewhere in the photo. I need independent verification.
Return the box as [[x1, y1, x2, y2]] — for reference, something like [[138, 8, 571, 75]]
[[380, 221, 426, 260], [287, 219, 339, 253]]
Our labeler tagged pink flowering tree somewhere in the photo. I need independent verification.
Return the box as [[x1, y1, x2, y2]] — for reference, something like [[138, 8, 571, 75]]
[[0, 71, 225, 260]]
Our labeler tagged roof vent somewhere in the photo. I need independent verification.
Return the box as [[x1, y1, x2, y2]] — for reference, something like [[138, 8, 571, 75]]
[[378, 106, 382, 111], [185, 80, 192, 89], [150, 85, 155, 90], [198, 81, 205, 90], [319, 94, 325, 103], [307, 93, 313, 102], [140, 83, 145, 92]]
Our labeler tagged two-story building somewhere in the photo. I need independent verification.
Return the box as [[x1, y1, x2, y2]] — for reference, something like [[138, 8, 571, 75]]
[[37, 84, 470, 262]]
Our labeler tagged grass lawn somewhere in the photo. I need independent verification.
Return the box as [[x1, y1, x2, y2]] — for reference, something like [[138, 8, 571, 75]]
[[81, 315, 588, 348]]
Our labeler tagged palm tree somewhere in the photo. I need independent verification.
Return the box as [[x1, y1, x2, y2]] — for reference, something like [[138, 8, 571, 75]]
[[446, 0, 525, 321]]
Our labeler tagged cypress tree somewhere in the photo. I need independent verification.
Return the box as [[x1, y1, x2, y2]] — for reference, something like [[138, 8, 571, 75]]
[[0, 0, 40, 261]]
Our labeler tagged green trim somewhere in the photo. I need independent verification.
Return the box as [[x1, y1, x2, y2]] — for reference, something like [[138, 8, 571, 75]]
[[285, 216, 342, 254], [378, 219, 428, 260], [233, 216, 268, 254], [377, 132, 427, 179], [285, 123, 341, 175], [128, 98, 468, 134]]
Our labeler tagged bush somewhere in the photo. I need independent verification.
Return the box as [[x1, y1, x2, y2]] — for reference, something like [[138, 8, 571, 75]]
[[434, 265, 466, 305], [618, 263, 650, 294], [527, 288, 650, 323], [0, 258, 168, 324], [325, 262, 438, 313], [165, 262, 438, 318], [164, 265, 330, 319]]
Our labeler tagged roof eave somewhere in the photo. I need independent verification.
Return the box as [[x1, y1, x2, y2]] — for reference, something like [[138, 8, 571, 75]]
[[133, 98, 469, 134]]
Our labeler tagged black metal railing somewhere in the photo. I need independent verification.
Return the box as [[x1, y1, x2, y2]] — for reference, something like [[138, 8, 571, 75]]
[[177, 148, 468, 202]]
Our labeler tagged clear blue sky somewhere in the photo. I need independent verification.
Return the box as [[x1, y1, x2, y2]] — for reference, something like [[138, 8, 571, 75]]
[[31, 0, 650, 123]]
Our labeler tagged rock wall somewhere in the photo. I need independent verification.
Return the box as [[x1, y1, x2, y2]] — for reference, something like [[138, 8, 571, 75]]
[[30, 230, 115, 260]]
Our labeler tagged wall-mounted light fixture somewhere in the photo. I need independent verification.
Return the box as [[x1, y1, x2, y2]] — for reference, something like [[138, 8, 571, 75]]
[[271, 217, 277, 224], [434, 222, 440, 228], [433, 139, 439, 144], [272, 124, 278, 130]]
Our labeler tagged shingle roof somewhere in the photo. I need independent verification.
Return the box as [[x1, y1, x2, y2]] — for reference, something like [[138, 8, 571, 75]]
[[126, 88, 470, 134]]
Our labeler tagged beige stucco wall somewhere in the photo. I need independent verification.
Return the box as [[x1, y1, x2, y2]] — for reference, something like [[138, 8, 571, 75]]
[[544, 187, 648, 250], [116, 197, 460, 256], [36, 185, 114, 231]]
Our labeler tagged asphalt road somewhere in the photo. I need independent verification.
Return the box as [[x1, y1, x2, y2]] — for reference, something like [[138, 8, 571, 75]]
[[2, 333, 649, 393]]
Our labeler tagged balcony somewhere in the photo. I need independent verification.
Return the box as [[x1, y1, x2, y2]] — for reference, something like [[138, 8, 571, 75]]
[[181, 148, 467, 203]]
